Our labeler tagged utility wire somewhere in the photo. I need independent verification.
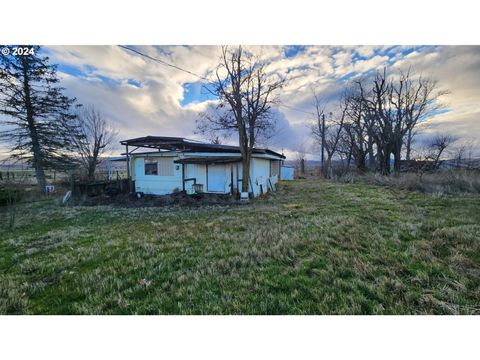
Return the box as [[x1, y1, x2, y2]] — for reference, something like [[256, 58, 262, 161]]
[[118, 45, 315, 116], [278, 103, 315, 116], [119, 45, 212, 83]]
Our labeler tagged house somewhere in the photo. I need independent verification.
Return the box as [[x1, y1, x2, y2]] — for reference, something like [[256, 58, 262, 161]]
[[120, 136, 286, 197]]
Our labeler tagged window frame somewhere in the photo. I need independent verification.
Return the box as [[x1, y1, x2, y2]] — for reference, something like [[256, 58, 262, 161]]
[[144, 159, 158, 176]]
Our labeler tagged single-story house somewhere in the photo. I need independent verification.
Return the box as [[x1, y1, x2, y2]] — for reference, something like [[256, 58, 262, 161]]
[[120, 136, 286, 197]]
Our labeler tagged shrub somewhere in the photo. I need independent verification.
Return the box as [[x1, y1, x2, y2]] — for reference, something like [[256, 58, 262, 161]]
[[0, 185, 23, 206], [336, 170, 480, 195]]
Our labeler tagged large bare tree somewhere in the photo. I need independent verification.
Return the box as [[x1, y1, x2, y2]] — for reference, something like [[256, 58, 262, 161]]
[[309, 88, 329, 172], [352, 68, 448, 175], [71, 105, 117, 181], [196, 46, 285, 193]]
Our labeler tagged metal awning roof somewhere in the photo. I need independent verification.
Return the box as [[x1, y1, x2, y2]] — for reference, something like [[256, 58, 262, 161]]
[[120, 136, 285, 159], [174, 156, 242, 165]]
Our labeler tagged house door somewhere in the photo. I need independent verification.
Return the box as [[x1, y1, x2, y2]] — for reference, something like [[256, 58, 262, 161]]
[[135, 158, 144, 178], [207, 164, 225, 192]]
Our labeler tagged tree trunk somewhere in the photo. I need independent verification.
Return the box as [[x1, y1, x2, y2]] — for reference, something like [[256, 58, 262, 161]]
[[367, 136, 375, 170], [87, 164, 95, 182], [21, 58, 47, 193], [324, 155, 333, 179], [87, 158, 97, 182], [346, 148, 352, 171], [405, 128, 413, 161], [393, 146, 401, 176], [378, 147, 391, 175], [241, 155, 251, 193]]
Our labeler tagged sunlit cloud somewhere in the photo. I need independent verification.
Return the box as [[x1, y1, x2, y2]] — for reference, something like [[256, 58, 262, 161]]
[[1, 45, 479, 160]]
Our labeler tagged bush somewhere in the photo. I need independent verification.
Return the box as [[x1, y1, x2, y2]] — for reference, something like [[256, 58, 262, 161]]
[[336, 170, 480, 195], [0, 185, 23, 206]]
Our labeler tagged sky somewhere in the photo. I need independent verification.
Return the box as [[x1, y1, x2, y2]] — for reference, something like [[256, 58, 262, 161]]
[[1, 45, 480, 160]]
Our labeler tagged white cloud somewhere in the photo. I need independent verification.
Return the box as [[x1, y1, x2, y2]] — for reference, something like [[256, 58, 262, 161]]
[[1, 45, 479, 160]]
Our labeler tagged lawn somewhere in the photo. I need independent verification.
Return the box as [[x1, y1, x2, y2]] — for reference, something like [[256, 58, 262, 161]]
[[1, 179, 479, 314]]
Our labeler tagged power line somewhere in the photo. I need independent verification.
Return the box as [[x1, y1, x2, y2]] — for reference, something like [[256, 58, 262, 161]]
[[118, 45, 212, 83], [278, 102, 315, 116], [118, 45, 316, 116]]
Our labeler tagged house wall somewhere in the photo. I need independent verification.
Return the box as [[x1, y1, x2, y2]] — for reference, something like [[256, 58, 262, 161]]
[[250, 158, 277, 196], [186, 162, 241, 194], [132, 155, 183, 195], [184, 163, 207, 193], [131, 153, 283, 197], [234, 158, 278, 196], [280, 166, 295, 180]]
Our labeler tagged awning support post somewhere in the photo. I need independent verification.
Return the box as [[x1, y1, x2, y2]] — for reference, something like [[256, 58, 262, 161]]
[[126, 144, 133, 193]]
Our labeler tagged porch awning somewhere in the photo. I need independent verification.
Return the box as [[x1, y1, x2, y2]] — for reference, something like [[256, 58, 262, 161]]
[[174, 156, 242, 165]]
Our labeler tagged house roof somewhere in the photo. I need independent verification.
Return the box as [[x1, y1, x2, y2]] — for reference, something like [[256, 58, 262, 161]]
[[120, 136, 286, 159], [174, 156, 242, 165]]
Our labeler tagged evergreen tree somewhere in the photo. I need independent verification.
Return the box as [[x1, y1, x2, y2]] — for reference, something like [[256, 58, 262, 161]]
[[0, 45, 80, 192]]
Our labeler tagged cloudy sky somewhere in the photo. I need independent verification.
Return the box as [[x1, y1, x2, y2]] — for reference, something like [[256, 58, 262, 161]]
[[2, 45, 480, 159]]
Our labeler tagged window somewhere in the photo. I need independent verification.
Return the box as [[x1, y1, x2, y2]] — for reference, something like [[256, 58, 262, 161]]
[[144, 157, 174, 176], [145, 159, 158, 175]]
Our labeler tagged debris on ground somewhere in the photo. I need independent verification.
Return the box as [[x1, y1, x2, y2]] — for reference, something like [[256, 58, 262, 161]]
[[76, 191, 246, 208]]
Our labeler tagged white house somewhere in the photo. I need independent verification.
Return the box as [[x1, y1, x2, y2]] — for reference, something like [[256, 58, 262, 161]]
[[120, 136, 286, 197]]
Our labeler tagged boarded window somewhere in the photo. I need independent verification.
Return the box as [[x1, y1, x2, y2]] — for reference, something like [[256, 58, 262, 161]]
[[158, 157, 174, 176], [144, 159, 158, 175], [270, 160, 280, 176]]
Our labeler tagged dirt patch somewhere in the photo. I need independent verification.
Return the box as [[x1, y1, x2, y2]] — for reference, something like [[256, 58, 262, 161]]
[[77, 191, 244, 208]]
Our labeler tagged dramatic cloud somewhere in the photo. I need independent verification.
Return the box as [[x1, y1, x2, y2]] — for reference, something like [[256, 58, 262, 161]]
[[1, 45, 479, 160]]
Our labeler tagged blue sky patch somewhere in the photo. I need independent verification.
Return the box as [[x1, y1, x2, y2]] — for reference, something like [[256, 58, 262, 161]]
[[181, 81, 217, 106], [284, 45, 305, 58]]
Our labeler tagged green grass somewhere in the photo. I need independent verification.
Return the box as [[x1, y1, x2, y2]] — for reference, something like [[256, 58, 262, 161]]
[[1, 179, 479, 314]]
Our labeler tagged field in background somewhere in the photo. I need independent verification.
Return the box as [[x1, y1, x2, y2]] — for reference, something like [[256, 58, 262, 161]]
[[1, 179, 479, 314]]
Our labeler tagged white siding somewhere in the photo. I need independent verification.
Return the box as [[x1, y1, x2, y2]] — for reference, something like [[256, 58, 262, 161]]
[[207, 164, 228, 192], [158, 158, 174, 176], [250, 158, 271, 196], [270, 160, 280, 177], [237, 158, 278, 196], [131, 152, 284, 197], [280, 166, 295, 180], [186, 163, 238, 194], [185, 163, 207, 193], [132, 155, 183, 195]]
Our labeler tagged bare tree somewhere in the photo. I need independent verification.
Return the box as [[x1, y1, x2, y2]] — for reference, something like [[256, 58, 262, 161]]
[[309, 89, 327, 170], [390, 69, 449, 174], [310, 94, 347, 178], [425, 133, 456, 169], [323, 107, 347, 178], [342, 86, 372, 171], [404, 127, 418, 161], [196, 46, 285, 193], [71, 105, 117, 181], [294, 145, 306, 175], [353, 68, 448, 175], [452, 139, 478, 169]]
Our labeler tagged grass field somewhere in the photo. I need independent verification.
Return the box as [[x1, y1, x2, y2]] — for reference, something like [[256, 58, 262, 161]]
[[1, 179, 479, 314]]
